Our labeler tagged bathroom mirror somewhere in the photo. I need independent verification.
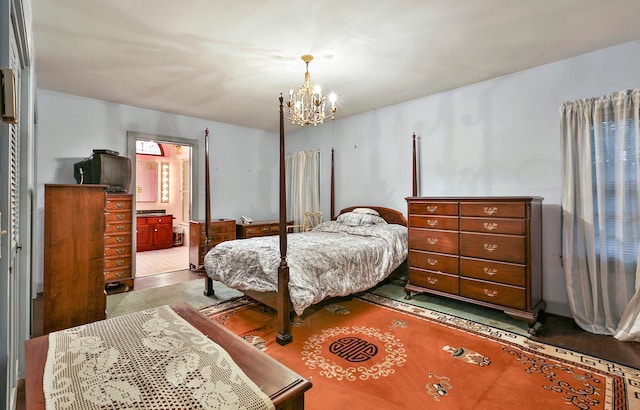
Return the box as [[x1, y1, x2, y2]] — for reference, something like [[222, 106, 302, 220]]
[[136, 161, 158, 202]]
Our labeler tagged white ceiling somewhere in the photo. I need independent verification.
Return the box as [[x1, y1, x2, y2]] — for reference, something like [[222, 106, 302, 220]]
[[32, 0, 640, 132]]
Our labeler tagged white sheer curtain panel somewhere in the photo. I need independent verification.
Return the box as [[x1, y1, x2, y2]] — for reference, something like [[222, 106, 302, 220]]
[[285, 150, 320, 228], [560, 89, 640, 341]]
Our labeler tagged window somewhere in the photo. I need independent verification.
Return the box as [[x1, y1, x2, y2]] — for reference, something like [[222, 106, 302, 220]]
[[135, 140, 164, 156], [591, 116, 640, 265]]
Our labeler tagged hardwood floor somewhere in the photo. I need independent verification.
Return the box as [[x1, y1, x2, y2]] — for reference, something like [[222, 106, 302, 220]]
[[533, 313, 640, 369], [134, 268, 202, 290]]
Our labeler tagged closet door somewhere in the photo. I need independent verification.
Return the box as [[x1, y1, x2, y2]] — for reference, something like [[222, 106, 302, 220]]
[[1, 4, 31, 407]]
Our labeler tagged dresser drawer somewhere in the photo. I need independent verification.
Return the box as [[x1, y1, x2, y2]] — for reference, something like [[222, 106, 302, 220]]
[[409, 215, 458, 230], [409, 250, 458, 275], [143, 216, 173, 225], [104, 245, 131, 258], [106, 211, 132, 223], [105, 222, 131, 234], [105, 269, 132, 282], [460, 217, 525, 235], [105, 234, 132, 246], [104, 256, 132, 270], [409, 268, 459, 294], [199, 236, 234, 256], [460, 202, 526, 218], [460, 257, 525, 287], [199, 221, 236, 236], [106, 198, 132, 211], [460, 232, 525, 264], [200, 233, 235, 250], [236, 220, 292, 239], [460, 278, 525, 310], [408, 228, 458, 254], [243, 225, 272, 238], [409, 201, 458, 216]]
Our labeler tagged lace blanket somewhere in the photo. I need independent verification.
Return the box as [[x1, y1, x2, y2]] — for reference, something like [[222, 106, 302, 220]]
[[205, 221, 408, 315], [43, 305, 275, 410]]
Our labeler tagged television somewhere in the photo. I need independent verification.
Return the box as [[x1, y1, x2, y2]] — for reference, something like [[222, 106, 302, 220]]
[[74, 149, 132, 193]]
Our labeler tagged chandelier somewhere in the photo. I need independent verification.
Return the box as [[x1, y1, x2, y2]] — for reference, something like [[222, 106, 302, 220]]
[[286, 54, 337, 126]]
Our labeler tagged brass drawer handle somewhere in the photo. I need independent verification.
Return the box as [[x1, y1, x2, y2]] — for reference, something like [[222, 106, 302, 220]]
[[483, 243, 497, 252], [427, 277, 438, 285], [427, 258, 438, 266], [116, 214, 125, 220], [247, 229, 254, 234], [116, 248, 125, 254], [116, 202, 125, 208], [116, 237, 125, 243], [483, 206, 498, 215], [115, 271, 125, 277], [483, 289, 498, 297], [116, 225, 125, 231], [484, 267, 497, 276], [427, 219, 438, 227], [483, 222, 498, 231], [116, 259, 125, 266], [426, 205, 438, 213], [262, 227, 269, 232], [427, 238, 438, 245]]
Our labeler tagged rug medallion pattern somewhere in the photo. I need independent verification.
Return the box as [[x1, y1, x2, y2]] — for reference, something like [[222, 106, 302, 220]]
[[200, 294, 640, 410]]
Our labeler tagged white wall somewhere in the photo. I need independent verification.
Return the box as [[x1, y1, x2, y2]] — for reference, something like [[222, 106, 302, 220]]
[[288, 39, 640, 316], [34, 91, 278, 290]]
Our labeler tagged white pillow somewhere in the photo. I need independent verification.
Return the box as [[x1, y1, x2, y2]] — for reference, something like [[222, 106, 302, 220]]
[[351, 207, 380, 216], [336, 212, 387, 226]]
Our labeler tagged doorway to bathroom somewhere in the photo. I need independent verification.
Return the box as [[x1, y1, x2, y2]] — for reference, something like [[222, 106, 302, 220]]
[[126, 132, 196, 279]]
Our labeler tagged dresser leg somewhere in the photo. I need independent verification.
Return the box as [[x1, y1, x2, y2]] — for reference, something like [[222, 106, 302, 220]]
[[404, 283, 425, 300], [528, 321, 543, 336]]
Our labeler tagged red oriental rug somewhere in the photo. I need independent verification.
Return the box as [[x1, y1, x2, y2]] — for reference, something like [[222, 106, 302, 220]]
[[199, 293, 640, 410]]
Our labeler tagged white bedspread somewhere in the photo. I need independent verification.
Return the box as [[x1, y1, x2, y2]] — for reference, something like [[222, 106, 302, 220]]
[[43, 305, 274, 410], [204, 221, 408, 315]]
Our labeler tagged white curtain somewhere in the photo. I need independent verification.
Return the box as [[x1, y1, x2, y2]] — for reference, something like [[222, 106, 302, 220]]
[[561, 89, 640, 341], [285, 150, 320, 228]]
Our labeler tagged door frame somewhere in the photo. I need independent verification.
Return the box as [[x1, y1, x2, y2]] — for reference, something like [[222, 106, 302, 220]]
[[126, 131, 198, 277]]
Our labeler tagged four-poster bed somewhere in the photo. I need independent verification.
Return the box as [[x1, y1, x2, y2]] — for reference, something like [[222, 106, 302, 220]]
[[202, 96, 409, 345]]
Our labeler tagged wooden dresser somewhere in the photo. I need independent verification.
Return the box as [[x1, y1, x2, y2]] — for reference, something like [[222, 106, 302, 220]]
[[236, 220, 293, 239], [405, 196, 545, 334], [189, 219, 236, 271], [43, 184, 107, 334], [104, 193, 134, 291]]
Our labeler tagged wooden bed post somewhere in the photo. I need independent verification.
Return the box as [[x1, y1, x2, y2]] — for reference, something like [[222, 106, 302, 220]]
[[277, 94, 292, 346], [330, 148, 335, 220], [204, 128, 215, 296], [412, 132, 418, 197]]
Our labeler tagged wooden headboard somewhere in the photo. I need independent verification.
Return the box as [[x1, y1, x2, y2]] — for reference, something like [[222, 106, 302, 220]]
[[336, 206, 408, 226]]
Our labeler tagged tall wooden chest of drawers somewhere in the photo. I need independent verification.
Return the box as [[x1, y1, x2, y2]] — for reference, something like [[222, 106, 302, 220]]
[[104, 193, 134, 291], [43, 184, 107, 334], [189, 219, 236, 271], [405, 196, 545, 333]]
